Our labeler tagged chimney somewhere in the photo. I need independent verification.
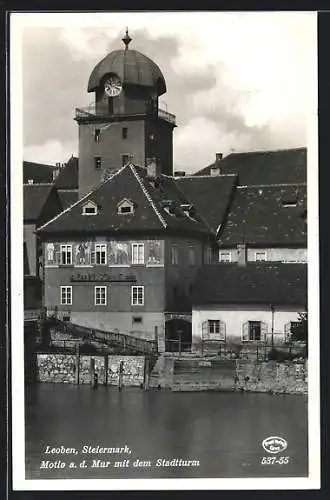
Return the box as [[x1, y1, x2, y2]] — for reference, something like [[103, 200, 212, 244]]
[[237, 243, 247, 266], [146, 157, 161, 178], [174, 171, 186, 177], [210, 165, 221, 176]]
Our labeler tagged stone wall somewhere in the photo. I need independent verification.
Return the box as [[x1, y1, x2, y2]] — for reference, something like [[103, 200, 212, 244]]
[[36, 354, 145, 386], [235, 360, 307, 394], [37, 354, 77, 384], [168, 357, 307, 394]]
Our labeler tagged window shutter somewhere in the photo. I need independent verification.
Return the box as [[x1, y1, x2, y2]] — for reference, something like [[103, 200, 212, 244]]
[[242, 321, 249, 341], [260, 321, 268, 341], [220, 321, 226, 341], [202, 321, 208, 340], [91, 243, 95, 265]]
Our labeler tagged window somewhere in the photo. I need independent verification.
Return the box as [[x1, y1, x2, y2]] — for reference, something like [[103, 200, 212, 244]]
[[202, 319, 226, 340], [188, 247, 196, 265], [60, 245, 72, 265], [118, 199, 134, 215], [132, 316, 143, 324], [242, 321, 267, 341], [171, 245, 179, 265], [95, 286, 107, 306], [120, 205, 133, 214], [205, 246, 212, 264], [108, 98, 114, 114], [95, 156, 102, 170], [82, 201, 98, 215], [219, 251, 231, 263], [122, 154, 130, 166], [94, 129, 100, 142], [208, 320, 221, 335], [94, 244, 107, 265], [131, 286, 144, 306], [122, 127, 128, 139], [255, 251, 267, 262], [132, 243, 144, 264], [60, 286, 72, 305]]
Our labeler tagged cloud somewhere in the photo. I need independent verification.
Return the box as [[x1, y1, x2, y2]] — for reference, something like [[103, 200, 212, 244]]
[[19, 12, 315, 172]]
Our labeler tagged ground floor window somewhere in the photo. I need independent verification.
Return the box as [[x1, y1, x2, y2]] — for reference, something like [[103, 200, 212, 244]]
[[202, 319, 226, 340], [131, 286, 144, 306], [242, 321, 267, 341], [94, 286, 107, 306], [60, 286, 72, 305]]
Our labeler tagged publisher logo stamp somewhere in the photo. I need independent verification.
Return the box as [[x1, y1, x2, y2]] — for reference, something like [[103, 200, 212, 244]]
[[262, 436, 287, 454]]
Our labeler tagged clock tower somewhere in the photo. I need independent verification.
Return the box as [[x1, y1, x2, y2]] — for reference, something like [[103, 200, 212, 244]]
[[75, 29, 176, 197]]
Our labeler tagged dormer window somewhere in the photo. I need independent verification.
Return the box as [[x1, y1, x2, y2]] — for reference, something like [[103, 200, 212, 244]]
[[118, 198, 135, 215], [82, 201, 98, 215]]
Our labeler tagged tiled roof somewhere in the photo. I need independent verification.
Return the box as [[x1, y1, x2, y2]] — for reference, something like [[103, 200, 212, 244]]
[[23, 184, 54, 221], [174, 174, 237, 233], [194, 148, 307, 185], [53, 157, 79, 189], [192, 263, 307, 306], [58, 190, 79, 210], [37, 164, 212, 237], [23, 161, 56, 184], [218, 184, 307, 246]]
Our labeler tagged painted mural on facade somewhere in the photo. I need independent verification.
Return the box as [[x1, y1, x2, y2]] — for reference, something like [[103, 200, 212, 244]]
[[146, 240, 163, 265], [108, 241, 130, 266]]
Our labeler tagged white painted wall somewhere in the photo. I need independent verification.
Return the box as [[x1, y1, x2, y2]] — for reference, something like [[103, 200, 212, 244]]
[[192, 303, 304, 352], [218, 247, 307, 263], [70, 311, 165, 342]]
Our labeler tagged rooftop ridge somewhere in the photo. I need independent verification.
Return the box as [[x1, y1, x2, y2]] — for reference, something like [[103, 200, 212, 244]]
[[175, 174, 237, 180], [237, 183, 307, 189], [130, 164, 167, 229]]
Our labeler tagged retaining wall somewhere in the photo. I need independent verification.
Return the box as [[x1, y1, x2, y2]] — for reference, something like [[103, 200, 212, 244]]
[[36, 354, 145, 386]]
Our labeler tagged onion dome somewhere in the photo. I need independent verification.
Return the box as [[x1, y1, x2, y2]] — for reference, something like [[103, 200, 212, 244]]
[[87, 29, 166, 96]]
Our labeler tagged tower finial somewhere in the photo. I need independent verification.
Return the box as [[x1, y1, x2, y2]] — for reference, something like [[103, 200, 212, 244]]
[[122, 27, 132, 50]]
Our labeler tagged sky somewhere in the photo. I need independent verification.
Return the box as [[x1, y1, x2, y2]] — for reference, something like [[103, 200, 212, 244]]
[[18, 11, 316, 174]]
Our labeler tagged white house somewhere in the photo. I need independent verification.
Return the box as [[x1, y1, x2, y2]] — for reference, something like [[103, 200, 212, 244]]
[[191, 260, 307, 354]]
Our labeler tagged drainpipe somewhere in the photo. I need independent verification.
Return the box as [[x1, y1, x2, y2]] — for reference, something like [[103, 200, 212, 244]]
[[270, 304, 275, 349]]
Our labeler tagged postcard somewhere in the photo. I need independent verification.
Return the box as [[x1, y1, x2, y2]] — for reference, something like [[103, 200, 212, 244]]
[[10, 10, 320, 491]]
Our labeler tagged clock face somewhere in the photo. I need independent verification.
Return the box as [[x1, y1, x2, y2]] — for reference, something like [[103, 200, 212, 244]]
[[104, 76, 122, 97]]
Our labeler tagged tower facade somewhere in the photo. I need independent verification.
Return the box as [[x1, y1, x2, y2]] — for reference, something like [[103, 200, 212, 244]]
[[75, 30, 176, 197]]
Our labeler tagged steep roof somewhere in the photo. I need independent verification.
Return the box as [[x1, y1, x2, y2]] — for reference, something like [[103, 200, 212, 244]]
[[23, 184, 54, 222], [57, 190, 79, 210], [23, 161, 56, 184], [53, 157, 79, 190], [194, 148, 307, 185], [174, 174, 237, 233], [218, 184, 307, 247], [37, 164, 212, 237], [192, 263, 307, 306]]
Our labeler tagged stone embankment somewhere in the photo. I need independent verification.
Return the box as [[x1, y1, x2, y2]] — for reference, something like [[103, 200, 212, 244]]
[[149, 356, 307, 394], [37, 354, 145, 386]]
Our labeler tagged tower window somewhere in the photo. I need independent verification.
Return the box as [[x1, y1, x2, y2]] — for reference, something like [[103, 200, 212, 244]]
[[94, 129, 100, 142], [95, 156, 102, 170], [122, 154, 130, 166], [108, 98, 114, 114], [122, 127, 128, 139]]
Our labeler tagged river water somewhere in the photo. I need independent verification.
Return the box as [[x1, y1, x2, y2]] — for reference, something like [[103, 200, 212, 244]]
[[25, 384, 308, 479]]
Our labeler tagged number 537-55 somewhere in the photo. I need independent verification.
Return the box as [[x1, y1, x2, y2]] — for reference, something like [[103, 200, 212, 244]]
[[261, 456, 290, 465]]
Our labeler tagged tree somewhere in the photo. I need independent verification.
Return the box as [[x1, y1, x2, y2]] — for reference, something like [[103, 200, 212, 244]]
[[291, 312, 308, 343]]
